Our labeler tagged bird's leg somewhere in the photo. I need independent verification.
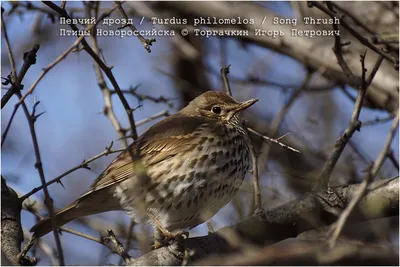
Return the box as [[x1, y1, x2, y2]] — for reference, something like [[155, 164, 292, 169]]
[[149, 215, 189, 249]]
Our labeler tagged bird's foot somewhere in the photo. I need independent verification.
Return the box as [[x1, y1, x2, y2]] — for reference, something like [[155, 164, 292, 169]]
[[153, 230, 189, 249], [149, 214, 189, 249]]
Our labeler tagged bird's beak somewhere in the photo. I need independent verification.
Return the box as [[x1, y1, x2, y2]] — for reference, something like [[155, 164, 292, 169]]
[[231, 98, 259, 114], [225, 98, 258, 122]]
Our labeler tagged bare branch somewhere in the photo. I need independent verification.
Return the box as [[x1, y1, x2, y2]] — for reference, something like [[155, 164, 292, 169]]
[[21, 141, 124, 201], [128, 177, 398, 265], [249, 143, 261, 212], [1, 12, 39, 109], [14, 92, 65, 265], [114, 1, 155, 53], [220, 65, 232, 96], [105, 230, 133, 264], [85, 2, 128, 148], [1, 11, 64, 263], [2, 2, 123, 147], [247, 128, 301, 154], [327, 166, 374, 247], [43, 1, 139, 140], [370, 111, 399, 177], [314, 52, 384, 190], [328, 111, 398, 246], [136, 110, 170, 127], [309, 1, 399, 69]]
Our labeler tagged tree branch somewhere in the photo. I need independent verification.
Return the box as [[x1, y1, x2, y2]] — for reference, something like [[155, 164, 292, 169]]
[[127, 177, 398, 265], [43, 1, 139, 140], [314, 52, 383, 190], [114, 1, 155, 53], [1, 177, 24, 266]]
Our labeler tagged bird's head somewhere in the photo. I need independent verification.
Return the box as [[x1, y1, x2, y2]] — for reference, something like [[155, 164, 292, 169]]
[[180, 91, 258, 124]]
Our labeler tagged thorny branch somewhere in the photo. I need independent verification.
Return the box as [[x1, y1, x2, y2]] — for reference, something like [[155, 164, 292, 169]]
[[43, 1, 139, 140], [20, 108, 166, 202], [14, 94, 65, 265], [1, 12, 40, 109], [1, 9, 65, 264], [115, 86, 175, 108], [85, 2, 128, 148], [20, 141, 124, 201], [2, 2, 123, 147], [24, 205, 133, 261]]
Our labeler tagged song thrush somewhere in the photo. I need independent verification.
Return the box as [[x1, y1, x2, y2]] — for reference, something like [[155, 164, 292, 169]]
[[30, 91, 258, 247]]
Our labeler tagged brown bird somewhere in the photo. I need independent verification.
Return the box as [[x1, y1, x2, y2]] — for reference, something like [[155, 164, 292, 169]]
[[30, 91, 258, 247]]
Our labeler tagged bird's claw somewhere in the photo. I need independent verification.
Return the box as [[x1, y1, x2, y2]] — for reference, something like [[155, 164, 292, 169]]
[[153, 231, 189, 249]]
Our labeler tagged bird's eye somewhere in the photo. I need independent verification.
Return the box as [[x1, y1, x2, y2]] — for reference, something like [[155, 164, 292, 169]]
[[211, 106, 222, 114]]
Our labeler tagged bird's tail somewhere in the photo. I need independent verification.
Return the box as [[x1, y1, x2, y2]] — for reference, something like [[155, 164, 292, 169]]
[[30, 188, 120, 238]]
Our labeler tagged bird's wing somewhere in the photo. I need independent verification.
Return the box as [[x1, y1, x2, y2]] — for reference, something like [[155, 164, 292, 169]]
[[80, 115, 219, 197]]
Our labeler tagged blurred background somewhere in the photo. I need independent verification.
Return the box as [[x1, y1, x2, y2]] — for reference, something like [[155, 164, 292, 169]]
[[1, 1, 398, 265]]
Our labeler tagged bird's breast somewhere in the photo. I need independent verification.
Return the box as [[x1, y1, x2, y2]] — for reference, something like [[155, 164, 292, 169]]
[[114, 124, 251, 231]]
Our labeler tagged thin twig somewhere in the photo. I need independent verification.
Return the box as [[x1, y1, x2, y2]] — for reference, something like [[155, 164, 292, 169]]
[[328, 2, 375, 35], [23, 230, 58, 266], [43, 1, 139, 140], [85, 2, 127, 148], [21, 108, 169, 201], [119, 221, 135, 265], [314, 51, 384, 190], [136, 110, 170, 127], [249, 142, 261, 211], [17, 237, 38, 265], [220, 65, 232, 95], [0, 9, 17, 104], [246, 70, 310, 167], [328, 165, 373, 247], [114, 1, 155, 53], [115, 86, 175, 108], [387, 150, 399, 170], [3, 3, 122, 147], [246, 128, 301, 154], [24, 205, 127, 258], [247, 71, 310, 214], [105, 230, 133, 264], [1, 102, 19, 147], [15, 92, 65, 265], [21, 141, 124, 201], [309, 1, 399, 69], [329, 9, 359, 87], [17, 35, 86, 106], [2, 10, 65, 264], [328, 114, 398, 247], [363, 114, 395, 126], [219, 66, 262, 213], [1, 33, 39, 106], [370, 111, 399, 177]]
